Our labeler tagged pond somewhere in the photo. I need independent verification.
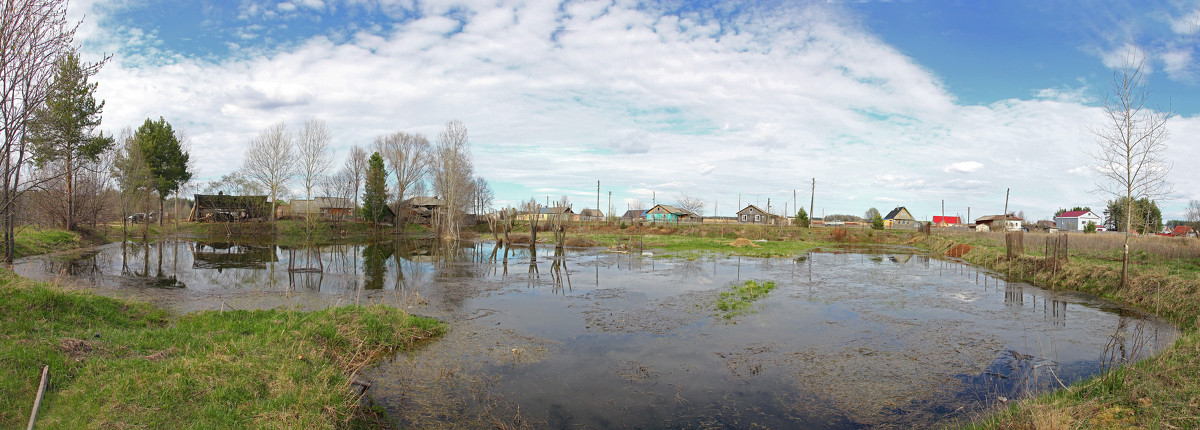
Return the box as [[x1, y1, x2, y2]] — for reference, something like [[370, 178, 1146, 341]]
[[13, 239, 1177, 428]]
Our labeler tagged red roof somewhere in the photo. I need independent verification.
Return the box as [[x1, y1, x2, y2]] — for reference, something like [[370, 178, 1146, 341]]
[[1058, 210, 1092, 218], [1172, 226, 1194, 236], [932, 216, 960, 224]]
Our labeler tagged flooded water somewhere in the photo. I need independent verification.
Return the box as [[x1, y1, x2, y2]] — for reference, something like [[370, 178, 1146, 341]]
[[13, 239, 1177, 428]]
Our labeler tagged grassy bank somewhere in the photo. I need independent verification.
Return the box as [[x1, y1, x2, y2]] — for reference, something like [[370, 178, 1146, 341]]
[[0, 270, 443, 429], [12, 226, 110, 259], [915, 233, 1200, 429]]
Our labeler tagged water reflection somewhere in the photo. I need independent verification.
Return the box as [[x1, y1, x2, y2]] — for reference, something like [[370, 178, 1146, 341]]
[[11, 241, 1180, 428]]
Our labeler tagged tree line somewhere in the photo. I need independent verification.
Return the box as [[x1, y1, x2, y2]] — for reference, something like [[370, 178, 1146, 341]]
[[226, 118, 492, 240], [0, 0, 192, 260]]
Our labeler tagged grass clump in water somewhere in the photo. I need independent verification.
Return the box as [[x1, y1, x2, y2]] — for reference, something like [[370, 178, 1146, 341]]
[[0, 269, 443, 429], [715, 280, 777, 319]]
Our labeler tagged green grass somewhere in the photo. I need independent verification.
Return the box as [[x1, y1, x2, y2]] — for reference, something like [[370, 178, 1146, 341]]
[[715, 280, 778, 319], [0, 270, 443, 429]]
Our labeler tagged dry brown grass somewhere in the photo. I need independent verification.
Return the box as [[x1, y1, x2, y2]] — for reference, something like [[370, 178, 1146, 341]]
[[956, 231, 1200, 261]]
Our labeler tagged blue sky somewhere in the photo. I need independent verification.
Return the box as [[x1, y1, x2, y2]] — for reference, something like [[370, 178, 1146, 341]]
[[70, 0, 1200, 221]]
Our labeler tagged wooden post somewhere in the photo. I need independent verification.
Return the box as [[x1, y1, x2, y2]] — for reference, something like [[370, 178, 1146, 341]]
[[27, 365, 48, 430]]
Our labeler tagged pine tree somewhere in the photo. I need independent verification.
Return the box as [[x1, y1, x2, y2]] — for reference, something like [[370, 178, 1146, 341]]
[[28, 51, 112, 230]]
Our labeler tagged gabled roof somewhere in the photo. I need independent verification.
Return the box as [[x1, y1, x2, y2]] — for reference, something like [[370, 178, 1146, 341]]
[[884, 207, 913, 220], [1057, 210, 1097, 219], [538, 206, 573, 214], [737, 205, 766, 215], [647, 204, 698, 217], [1172, 226, 1194, 236], [578, 208, 604, 217], [621, 209, 645, 218]]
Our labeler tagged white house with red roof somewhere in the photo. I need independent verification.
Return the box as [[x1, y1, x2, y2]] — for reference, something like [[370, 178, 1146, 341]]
[[1055, 210, 1102, 231]]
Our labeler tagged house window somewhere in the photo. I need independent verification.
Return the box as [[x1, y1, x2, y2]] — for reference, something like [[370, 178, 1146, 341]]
[[755, 215, 761, 222], [741, 215, 747, 221]]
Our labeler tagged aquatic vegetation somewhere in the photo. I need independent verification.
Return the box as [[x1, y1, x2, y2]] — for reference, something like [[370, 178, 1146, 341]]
[[715, 280, 777, 319]]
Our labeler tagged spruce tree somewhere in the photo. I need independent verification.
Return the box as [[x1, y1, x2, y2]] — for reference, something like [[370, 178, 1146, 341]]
[[362, 152, 389, 224]]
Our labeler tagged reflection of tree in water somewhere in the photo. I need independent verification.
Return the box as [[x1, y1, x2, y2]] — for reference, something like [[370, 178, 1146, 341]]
[[41, 250, 103, 282], [362, 241, 395, 290], [117, 240, 187, 289]]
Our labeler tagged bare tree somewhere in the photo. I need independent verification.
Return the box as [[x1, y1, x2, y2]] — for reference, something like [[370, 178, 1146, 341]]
[[203, 170, 263, 196], [375, 131, 428, 227], [242, 122, 297, 235], [627, 199, 645, 211], [473, 176, 493, 214], [320, 167, 356, 222], [0, 0, 80, 261], [297, 119, 333, 218], [344, 144, 367, 218], [1090, 49, 1172, 289], [431, 120, 475, 239], [673, 191, 705, 216], [112, 127, 154, 239], [1187, 199, 1200, 227]]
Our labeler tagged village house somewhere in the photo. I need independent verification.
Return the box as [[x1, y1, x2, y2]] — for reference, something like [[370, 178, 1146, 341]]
[[883, 207, 917, 229], [280, 197, 354, 219], [577, 208, 605, 221], [393, 196, 446, 225], [1054, 210, 1102, 232], [517, 205, 574, 221], [976, 215, 1024, 232], [736, 205, 771, 224], [644, 204, 700, 223], [1170, 225, 1196, 237]]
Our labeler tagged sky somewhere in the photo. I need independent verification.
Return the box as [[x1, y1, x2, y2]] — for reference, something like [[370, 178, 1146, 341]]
[[66, 0, 1200, 221]]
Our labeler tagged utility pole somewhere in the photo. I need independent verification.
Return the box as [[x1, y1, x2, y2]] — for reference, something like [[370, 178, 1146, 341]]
[[653, 191, 656, 206], [793, 189, 797, 217], [607, 191, 612, 225], [941, 200, 944, 224], [597, 181, 600, 216], [1002, 188, 1010, 232], [809, 178, 815, 221], [738, 193, 741, 211]]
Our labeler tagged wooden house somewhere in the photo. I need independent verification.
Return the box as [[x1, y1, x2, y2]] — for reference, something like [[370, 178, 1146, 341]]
[[644, 204, 700, 223], [189, 193, 270, 221], [577, 208, 605, 221], [736, 205, 769, 224], [395, 196, 446, 225], [883, 207, 917, 228], [283, 197, 354, 219]]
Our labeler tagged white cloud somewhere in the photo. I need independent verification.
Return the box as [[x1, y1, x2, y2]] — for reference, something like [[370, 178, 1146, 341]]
[[1160, 48, 1194, 82], [1169, 9, 1200, 35], [70, 1, 1200, 220], [944, 161, 983, 174]]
